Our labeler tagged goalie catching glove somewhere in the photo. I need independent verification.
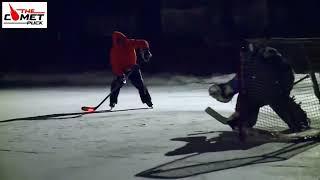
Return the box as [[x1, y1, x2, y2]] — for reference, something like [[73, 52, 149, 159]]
[[209, 78, 238, 103], [209, 82, 236, 103]]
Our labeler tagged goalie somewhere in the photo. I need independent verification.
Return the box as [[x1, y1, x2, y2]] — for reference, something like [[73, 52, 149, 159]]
[[209, 40, 310, 138]]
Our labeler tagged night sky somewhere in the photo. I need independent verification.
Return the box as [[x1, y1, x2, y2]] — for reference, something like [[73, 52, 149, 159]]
[[1, 0, 320, 75]]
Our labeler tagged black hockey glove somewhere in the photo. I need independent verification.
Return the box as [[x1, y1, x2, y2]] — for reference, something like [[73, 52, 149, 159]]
[[140, 48, 152, 62]]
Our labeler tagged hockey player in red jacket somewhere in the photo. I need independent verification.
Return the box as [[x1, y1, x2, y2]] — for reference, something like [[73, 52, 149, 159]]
[[109, 31, 153, 109]]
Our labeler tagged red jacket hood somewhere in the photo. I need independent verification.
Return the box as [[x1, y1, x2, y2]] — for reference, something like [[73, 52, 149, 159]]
[[112, 31, 127, 47]]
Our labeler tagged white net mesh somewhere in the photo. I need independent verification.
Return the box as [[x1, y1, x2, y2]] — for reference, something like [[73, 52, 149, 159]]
[[256, 73, 320, 131]]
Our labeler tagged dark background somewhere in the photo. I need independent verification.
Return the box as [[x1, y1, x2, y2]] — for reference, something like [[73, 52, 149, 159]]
[[1, 0, 320, 76]]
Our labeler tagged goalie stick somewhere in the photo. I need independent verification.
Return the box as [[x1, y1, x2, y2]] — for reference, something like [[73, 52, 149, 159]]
[[205, 107, 229, 124], [205, 107, 320, 142]]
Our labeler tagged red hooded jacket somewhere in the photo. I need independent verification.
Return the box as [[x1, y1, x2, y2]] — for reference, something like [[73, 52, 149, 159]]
[[110, 31, 149, 76]]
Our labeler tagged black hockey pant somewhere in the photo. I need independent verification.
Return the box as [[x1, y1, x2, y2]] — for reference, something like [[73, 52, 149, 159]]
[[110, 67, 152, 106]]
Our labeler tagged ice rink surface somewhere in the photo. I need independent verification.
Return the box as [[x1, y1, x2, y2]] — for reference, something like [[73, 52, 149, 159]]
[[0, 82, 319, 180]]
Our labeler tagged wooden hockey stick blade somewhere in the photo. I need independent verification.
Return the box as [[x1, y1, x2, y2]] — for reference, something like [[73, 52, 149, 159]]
[[205, 107, 229, 124]]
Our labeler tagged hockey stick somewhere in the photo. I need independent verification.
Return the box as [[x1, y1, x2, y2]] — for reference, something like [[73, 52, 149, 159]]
[[205, 107, 320, 141], [81, 82, 125, 112], [81, 70, 137, 112], [205, 107, 229, 124]]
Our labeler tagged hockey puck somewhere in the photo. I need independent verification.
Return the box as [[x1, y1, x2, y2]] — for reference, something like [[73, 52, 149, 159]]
[[81, 106, 95, 112]]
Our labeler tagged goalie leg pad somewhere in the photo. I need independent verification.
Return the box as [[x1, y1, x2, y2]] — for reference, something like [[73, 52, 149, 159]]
[[270, 96, 310, 133]]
